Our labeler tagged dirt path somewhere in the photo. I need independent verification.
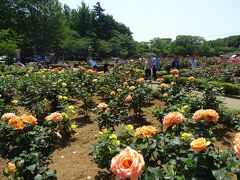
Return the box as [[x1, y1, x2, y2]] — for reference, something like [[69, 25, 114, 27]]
[[224, 97, 240, 110], [49, 100, 162, 180], [49, 114, 107, 180]]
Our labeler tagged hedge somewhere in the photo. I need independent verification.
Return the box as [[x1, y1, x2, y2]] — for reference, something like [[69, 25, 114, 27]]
[[162, 75, 240, 96]]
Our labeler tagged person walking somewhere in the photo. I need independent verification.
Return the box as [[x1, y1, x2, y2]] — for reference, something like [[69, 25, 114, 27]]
[[152, 56, 160, 80], [144, 55, 153, 80]]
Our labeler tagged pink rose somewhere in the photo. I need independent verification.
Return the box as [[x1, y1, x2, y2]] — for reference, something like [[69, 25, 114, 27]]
[[111, 146, 145, 180]]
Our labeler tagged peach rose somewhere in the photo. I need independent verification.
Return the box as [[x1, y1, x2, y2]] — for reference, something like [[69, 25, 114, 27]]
[[1, 113, 16, 122], [136, 78, 144, 83], [87, 69, 95, 74], [192, 109, 206, 122], [193, 109, 219, 123], [135, 126, 157, 137], [190, 138, 211, 151], [21, 114, 38, 125], [163, 112, 184, 128], [204, 109, 219, 123], [156, 77, 164, 82], [233, 133, 240, 144], [97, 103, 108, 110], [162, 93, 168, 97], [92, 79, 98, 83], [110, 91, 116, 96], [129, 86, 136, 91], [79, 66, 86, 71], [170, 69, 179, 76], [125, 95, 132, 103], [111, 146, 145, 180], [97, 71, 104, 75], [234, 141, 240, 159], [45, 112, 63, 122], [160, 83, 169, 88]]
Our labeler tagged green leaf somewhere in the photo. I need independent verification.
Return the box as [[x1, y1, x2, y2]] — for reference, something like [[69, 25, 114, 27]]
[[212, 168, 230, 180], [148, 167, 164, 179], [164, 165, 176, 179], [27, 164, 36, 171], [34, 174, 43, 180], [46, 170, 56, 177]]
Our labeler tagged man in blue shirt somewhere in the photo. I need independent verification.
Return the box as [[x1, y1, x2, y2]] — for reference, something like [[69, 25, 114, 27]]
[[152, 56, 160, 80]]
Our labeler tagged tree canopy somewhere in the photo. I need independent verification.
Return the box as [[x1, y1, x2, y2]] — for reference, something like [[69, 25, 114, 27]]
[[0, 0, 239, 62]]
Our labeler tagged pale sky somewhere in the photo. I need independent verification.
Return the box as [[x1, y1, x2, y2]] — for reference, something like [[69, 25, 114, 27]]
[[59, 0, 240, 42]]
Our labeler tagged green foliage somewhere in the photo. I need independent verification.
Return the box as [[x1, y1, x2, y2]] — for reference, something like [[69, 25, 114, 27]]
[[162, 75, 240, 95]]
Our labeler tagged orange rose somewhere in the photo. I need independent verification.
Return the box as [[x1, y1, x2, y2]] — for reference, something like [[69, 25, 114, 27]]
[[135, 126, 157, 137], [190, 138, 211, 151], [129, 86, 136, 91], [163, 112, 184, 128], [8, 116, 24, 130], [97, 103, 108, 110], [111, 146, 145, 180], [1, 113, 16, 122], [125, 95, 132, 103], [188, 76, 195, 81], [8, 116, 21, 126], [21, 114, 38, 125], [6, 162, 16, 174], [45, 112, 63, 122], [136, 78, 144, 83]]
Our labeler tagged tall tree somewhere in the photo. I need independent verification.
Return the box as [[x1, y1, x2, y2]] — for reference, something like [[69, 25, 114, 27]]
[[13, 0, 64, 56], [71, 2, 93, 37]]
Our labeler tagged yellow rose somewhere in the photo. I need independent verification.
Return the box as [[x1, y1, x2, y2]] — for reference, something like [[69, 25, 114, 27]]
[[63, 96, 68, 100], [102, 129, 108, 134], [109, 134, 117, 139], [58, 95, 63, 100], [181, 132, 192, 139], [113, 140, 120, 146], [98, 131, 104, 135], [68, 106, 74, 110], [71, 124, 77, 129], [126, 125, 134, 131], [6, 162, 16, 174], [11, 99, 18, 105]]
